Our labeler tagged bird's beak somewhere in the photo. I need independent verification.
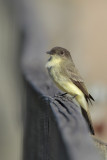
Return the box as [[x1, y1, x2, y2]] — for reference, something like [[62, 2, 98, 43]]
[[46, 51, 51, 55]]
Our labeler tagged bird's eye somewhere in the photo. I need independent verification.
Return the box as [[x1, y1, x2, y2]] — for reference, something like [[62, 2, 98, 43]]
[[60, 51, 64, 55]]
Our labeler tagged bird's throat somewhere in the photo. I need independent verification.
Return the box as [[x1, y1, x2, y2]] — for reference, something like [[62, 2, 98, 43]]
[[46, 56, 62, 68]]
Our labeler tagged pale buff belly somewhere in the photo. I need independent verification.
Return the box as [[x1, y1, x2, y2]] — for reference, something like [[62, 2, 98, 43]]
[[47, 66, 83, 97]]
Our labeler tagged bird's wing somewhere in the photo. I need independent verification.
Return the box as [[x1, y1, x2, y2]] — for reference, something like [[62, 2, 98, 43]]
[[66, 66, 94, 104]]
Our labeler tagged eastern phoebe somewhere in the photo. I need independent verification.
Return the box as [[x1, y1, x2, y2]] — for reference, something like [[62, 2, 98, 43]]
[[46, 47, 95, 134]]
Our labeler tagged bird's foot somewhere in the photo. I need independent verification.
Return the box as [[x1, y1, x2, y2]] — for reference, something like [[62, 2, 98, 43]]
[[54, 93, 77, 102], [63, 94, 77, 102], [54, 92, 67, 98], [54, 92, 67, 101], [71, 94, 77, 100]]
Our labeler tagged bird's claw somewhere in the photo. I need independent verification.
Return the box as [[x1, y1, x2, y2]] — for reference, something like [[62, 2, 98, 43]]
[[54, 93, 67, 101]]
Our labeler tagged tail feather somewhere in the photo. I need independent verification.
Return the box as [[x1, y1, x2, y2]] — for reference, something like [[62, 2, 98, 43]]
[[81, 107, 94, 135], [85, 94, 94, 105], [89, 94, 95, 101]]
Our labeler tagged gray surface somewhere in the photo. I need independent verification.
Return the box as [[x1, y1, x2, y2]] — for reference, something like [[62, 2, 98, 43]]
[[23, 63, 101, 160], [23, 82, 69, 160]]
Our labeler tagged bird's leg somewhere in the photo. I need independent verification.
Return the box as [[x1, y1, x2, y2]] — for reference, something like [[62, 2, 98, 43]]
[[65, 94, 77, 101], [71, 94, 77, 100], [54, 93, 77, 102], [59, 92, 68, 96], [54, 92, 67, 98], [54, 92, 68, 101]]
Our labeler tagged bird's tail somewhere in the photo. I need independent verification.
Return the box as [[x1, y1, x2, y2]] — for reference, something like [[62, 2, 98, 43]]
[[85, 94, 95, 105], [76, 94, 94, 134], [81, 106, 94, 135]]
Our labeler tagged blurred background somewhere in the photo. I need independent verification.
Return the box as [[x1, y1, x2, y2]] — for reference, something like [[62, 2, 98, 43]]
[[0, 0, 107, 159]]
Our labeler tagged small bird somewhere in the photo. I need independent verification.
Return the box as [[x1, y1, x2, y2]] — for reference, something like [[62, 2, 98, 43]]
[[46, 47, 95, 134]]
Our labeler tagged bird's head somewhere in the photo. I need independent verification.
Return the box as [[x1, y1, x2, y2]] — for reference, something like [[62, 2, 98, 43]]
[[46, 47, 71, 62]]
